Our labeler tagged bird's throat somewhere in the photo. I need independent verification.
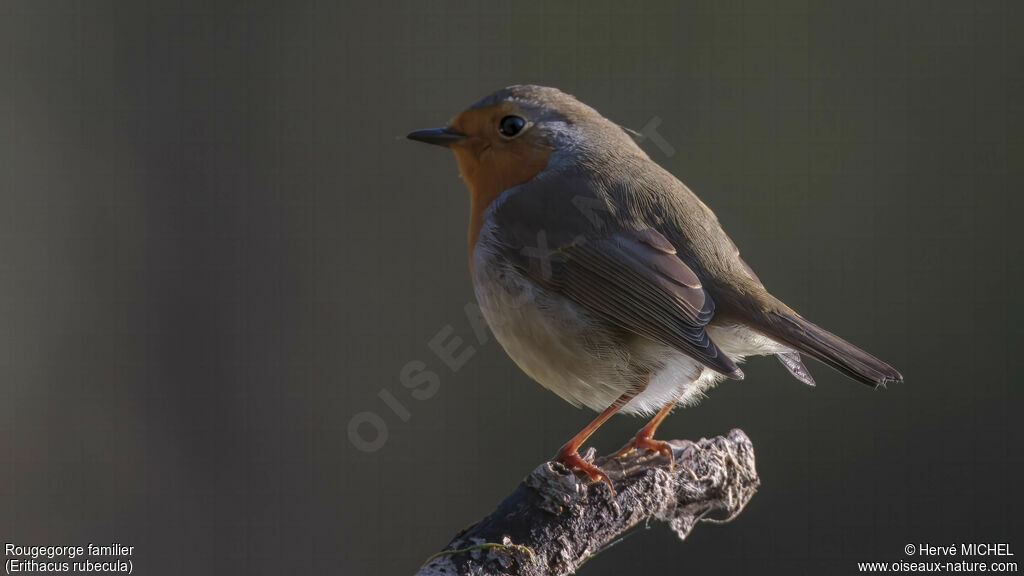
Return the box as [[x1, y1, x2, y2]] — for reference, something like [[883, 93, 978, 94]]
[[455, 145, 552, 271]]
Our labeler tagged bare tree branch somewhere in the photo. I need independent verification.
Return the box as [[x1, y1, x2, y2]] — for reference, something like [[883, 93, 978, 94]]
[[415, 429, 759, 576]]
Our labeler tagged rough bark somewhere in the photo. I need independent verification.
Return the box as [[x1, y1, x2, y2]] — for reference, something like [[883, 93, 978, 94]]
[[415, 429, 759, 576]]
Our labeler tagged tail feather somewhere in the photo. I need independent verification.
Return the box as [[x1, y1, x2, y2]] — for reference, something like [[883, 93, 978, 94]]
[[767, 310, 902, 388]]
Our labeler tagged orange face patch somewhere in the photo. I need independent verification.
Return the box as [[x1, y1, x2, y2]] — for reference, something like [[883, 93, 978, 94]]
[[446, 103, 554, 260]]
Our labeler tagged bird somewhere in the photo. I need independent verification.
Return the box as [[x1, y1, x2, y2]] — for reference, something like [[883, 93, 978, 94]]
[[407, 85, 902, 493]]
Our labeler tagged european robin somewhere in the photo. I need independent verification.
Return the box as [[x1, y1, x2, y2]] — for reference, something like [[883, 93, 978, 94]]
[[408, 85, 902, 492]]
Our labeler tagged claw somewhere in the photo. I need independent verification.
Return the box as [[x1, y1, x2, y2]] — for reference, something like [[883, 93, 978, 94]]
[[555, 446, 615, 496], [550, 389, 641, 498], [613, 398, 678, 471], [615, 435, 675, 471]]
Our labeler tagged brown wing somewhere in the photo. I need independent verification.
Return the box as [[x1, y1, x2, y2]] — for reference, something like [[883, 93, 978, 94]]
[[518, 228, 742, 379]]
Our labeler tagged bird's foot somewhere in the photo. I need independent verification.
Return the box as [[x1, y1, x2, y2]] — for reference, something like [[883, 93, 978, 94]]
[[614, 434, 675, 471], [555, 445, 615, 496]]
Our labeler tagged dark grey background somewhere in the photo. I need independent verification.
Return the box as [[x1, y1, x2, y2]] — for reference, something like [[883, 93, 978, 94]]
[[1, 1, 1021, 574]]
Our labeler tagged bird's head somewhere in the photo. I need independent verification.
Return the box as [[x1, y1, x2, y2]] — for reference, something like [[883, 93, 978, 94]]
[[408, 85, 641, 201]]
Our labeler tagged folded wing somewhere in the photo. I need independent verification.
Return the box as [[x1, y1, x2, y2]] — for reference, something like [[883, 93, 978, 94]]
[[518, 228, 742, 379]]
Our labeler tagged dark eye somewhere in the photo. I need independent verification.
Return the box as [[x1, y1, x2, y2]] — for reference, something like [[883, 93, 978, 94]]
[[498, 115, 526, 137]]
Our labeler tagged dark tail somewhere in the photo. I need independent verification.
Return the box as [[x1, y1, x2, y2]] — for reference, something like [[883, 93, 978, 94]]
[[762, 307, 902, 388]]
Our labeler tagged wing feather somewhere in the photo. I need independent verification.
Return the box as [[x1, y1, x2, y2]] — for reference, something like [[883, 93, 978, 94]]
[[521, 228, 742, 378]]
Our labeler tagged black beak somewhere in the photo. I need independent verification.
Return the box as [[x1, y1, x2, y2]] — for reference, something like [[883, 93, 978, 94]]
[[407, 127, 466, 147]]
